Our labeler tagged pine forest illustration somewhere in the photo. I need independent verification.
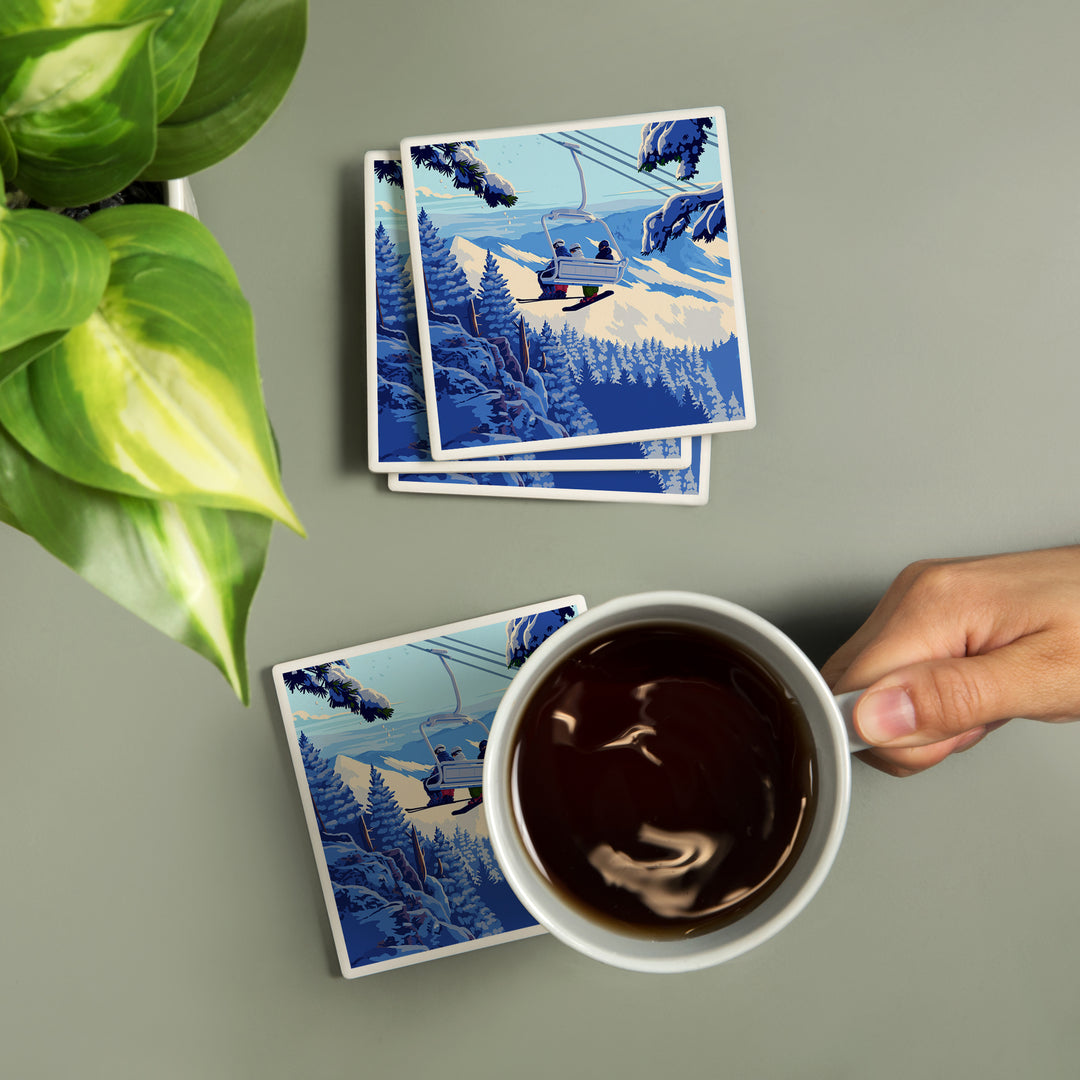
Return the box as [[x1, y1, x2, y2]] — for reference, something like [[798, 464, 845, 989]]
[[393, 110, 753, 459], [274, 601, 583, 976], [368, 153, 694, 491]]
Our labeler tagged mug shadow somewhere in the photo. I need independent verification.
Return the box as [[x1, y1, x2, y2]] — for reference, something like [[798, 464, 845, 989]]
[[772, 598, 875, 672]]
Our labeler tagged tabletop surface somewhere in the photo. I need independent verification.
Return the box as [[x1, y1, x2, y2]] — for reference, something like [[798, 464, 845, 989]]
[[4, 3, 1080, 1077]]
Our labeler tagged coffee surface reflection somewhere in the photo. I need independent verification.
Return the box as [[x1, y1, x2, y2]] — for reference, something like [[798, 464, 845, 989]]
[[510, 623, 817, 937]]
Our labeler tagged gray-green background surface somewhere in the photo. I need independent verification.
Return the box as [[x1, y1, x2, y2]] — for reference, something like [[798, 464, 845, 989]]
[[4, 2, 1079, 1077]]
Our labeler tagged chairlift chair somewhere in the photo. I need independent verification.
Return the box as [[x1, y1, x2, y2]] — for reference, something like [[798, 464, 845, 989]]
[[539, 142, 629, 290], [420, 650, 488, 791]]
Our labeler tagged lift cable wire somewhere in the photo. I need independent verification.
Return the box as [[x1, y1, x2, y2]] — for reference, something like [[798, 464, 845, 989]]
[[569, 129, 707, 192], [405, 642, 514, 682], [430, 639, 516, 676], [433, 634, 507, 660], [537, 132, 672, 199]]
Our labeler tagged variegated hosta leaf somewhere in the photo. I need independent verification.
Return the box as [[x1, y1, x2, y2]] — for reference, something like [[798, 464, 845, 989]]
[[0, 329, 68, 385], [0, 17, 162, 206], [145, 0, 306, 179], [0, 419, 269, 702], [0, 204, 303, 533], [86, 201, 239, 286], [0, 0, 224, 125], [0, 203, 110, 352]]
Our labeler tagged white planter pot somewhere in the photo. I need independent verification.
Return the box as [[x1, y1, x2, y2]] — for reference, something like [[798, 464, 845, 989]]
[[166, 178, 198, 219]]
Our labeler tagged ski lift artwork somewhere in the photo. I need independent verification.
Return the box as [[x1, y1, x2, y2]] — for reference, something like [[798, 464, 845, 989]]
[[536, 142, 630, 310], [419, 649, 488, 805]]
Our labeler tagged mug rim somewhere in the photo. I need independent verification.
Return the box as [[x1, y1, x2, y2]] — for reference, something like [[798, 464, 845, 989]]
[[484, 590, 853, 973]]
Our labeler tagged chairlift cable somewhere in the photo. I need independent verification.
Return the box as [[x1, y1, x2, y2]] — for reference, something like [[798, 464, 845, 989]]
[[445, 657, 514, 681], [433, 634, 507, 659], [536, 132, 672, 199], [569, 129, 707, 191], [430, 640, 516, 677], [405, 642, 512, 682]]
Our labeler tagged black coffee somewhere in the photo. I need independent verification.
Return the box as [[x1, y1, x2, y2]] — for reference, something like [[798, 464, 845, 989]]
[[510, 622, 817, 938]]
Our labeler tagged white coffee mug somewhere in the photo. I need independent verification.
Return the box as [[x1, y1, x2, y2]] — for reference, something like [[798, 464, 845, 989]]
[[484, 591, 867, 974]]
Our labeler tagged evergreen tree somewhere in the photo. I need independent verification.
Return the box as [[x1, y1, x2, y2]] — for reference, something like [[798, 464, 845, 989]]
[[283, 663, 393, 720], [298, 732, 368, 842], [372, 223, 416, 334], [638, 118, 726, 254], [560, 324, 584, 377], [585, 337, 605, 386], [416, 208, 472, 316], [604, 340, 623, 384], [727, 391, 745, 420], [366, 765, 413, 862], [657, 344, 680, 401], [453, 826, 483, 886], [691, 345, 726, 419], [409, 143, 517, 207], [537, 321, 598, 437], [432, 827, 504, 938], [479, 837, 504, 886], [474, 250, 520, 343]]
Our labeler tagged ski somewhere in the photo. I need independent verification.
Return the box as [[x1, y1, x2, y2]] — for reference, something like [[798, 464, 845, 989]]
[[562, 290, 614, 312], [515, 296, 573, 304], [451, 800, 483, 816], [403, 797, 473, 813]]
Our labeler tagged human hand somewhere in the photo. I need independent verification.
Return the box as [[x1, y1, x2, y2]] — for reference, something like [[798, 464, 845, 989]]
[[821, 546, 1080, 776]]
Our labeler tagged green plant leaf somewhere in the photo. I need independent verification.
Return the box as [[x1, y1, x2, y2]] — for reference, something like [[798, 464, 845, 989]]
[[0, 479, 21, 529], [0, 17, 162, 206], [144, 0, 306, 180], [0, 203, 110, 351], [85, 201, 240, 287], [0, 329, 67, 385], [0, 1, 225, 124], [0, 418, 269, 701], [0, 116, 16, 183], [0, 204, 304, 533]]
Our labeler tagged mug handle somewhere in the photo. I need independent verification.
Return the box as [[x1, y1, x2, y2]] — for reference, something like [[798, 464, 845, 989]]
[[834, 690, 871, 753]]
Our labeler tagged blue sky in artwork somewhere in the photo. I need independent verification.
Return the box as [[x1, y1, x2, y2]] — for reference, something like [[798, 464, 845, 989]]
[[408, 117, 723, 240], [286, 619, 528, 761]]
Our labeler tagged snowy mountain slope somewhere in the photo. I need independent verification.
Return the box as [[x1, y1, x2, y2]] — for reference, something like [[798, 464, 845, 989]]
[[335, 753, 491, 840], [450, 204, 739, 348]]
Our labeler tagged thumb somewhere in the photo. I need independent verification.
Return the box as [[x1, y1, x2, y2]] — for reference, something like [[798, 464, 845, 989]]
[[854, 636, 1057, 747]]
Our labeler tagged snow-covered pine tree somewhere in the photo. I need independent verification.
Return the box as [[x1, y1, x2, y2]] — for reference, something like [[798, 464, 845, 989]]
[[603, 339, 622, 384], [656, 343, 681, 402], [366, 765, 414, 865], [690, 344, 726, 419], [634, 341, 655, 388], [373, 223, 416, 334], [537, 321, 599, 437], [453, 826, 484, 886], [727, 391, 745, 420], [637, 117, 726, 255], [409, 143, 517, 207], [298, 732, 368, 844], [416, 208, 472, 316], [474, 250, 520, 344], [584, 338, 605, 386], [559, 323, 584, 377], [478, 836, 504, 886], [432, 827, 504, 938]]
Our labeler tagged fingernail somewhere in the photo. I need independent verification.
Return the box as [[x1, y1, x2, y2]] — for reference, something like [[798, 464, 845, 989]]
[[858, 686, 918, 744], [952, 726, 988, 754]]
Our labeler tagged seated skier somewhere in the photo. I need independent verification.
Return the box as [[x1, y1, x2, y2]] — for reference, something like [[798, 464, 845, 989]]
[[582, 240, 615, 301], [424, 743, 456, 806], [537, 239, 570, 299], [465, 739, 486, 811]]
